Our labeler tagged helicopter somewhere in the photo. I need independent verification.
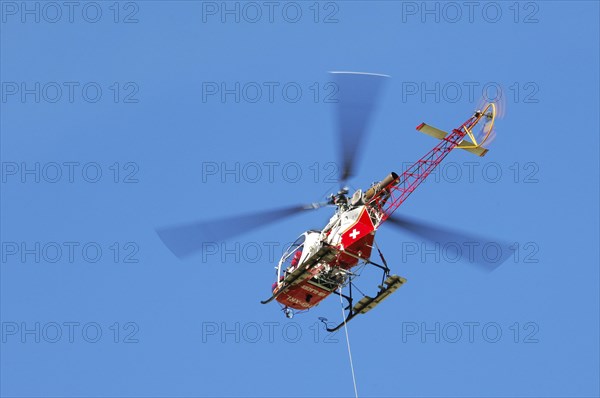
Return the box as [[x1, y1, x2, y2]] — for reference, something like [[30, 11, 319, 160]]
[[157, 72, 504, 332]]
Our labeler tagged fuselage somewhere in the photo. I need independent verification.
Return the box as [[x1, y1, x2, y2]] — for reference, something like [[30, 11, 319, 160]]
[[274, 205, 377, 310]]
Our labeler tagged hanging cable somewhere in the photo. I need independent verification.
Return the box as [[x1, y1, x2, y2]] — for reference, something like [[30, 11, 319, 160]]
[[340, 288, 358, 398]]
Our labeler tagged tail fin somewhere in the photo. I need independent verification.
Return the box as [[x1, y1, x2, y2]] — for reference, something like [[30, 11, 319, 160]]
[[416, 103, 496, 158]]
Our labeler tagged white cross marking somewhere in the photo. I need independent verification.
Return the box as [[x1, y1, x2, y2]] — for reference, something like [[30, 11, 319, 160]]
[[349, 228, 360, 239]]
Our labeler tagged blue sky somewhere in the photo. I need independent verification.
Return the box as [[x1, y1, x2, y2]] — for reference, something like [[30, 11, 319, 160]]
[[1, 1, 599, 397]]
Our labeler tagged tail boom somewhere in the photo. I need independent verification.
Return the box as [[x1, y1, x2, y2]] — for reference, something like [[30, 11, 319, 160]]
[[369, 109, 488, 225]]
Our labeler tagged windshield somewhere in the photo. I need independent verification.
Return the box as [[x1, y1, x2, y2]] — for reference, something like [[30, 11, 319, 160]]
[[280, 234, 306, 277]]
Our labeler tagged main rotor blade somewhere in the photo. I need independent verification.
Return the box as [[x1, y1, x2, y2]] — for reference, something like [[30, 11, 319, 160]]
[[386, 215, 512, 271], [331, 71, 389, 185], [156, 203, 327, 259]]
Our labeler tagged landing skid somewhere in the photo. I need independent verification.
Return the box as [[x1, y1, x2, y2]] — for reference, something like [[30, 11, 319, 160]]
[[323, 275, 406, 332]]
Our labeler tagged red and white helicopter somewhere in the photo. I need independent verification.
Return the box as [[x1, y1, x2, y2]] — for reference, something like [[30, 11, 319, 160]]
[[158, 72, 505, 332]]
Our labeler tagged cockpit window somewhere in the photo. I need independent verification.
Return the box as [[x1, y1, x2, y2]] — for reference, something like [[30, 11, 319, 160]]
[[280, 234, 306, 276]]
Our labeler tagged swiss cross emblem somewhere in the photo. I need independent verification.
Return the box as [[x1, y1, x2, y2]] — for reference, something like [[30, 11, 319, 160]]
[[349, 228, 360, 239]]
